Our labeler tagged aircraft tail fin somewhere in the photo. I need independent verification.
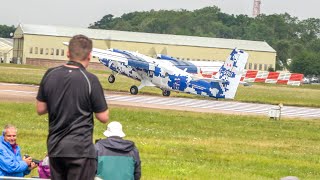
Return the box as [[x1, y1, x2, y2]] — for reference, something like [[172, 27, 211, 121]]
[[215, 49, 248, 99]]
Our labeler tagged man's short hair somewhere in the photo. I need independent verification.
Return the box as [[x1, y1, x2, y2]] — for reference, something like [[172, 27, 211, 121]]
[[3, 124, 17, 135], [68, 34, 93, 61]]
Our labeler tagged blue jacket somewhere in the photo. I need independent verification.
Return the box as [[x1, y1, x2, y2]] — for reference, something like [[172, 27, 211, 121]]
[[0, 135, 30, 177]]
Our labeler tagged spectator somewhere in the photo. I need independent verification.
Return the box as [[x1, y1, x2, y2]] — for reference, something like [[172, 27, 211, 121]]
[[0, 124, 37, 177], [95, 121, 141, 180], [36, 34, 109, 180]]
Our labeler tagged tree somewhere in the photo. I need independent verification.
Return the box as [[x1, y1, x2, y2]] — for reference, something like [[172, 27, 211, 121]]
[[0, 25, 15, 38], [87, 7, 320, 75], [298, 18, 320, 43], [89, 14, 115, 29], [290, 51, 320, 76], [274, 40, 290, 70]]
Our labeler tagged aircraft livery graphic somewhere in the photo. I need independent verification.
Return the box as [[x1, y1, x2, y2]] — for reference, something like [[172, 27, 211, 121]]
[[63, 42, 248, 99], [92, 46, 248, 99]]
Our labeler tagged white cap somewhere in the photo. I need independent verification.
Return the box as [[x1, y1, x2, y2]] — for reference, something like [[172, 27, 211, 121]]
[[103, 121, 125, 138]]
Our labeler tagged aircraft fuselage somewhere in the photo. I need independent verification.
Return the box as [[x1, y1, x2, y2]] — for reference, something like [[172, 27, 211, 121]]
[[104, 59, 226, 98]]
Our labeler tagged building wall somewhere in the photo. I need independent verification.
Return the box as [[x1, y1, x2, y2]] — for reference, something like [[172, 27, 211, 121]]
[[22, 35, 69, 64], [26, 58, 106, 70], [16, 33, 276, 71], [0, 40, 13, 63], [0, 48, 13, 63], [245, 51, 276, 70]]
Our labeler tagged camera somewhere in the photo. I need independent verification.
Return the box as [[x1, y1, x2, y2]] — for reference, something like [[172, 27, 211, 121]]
[[24, 154, 40, 165]]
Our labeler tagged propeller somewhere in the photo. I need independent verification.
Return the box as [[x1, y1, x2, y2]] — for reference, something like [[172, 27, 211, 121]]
[[160, 47, 167, 55], [104, 36, 112, 49], [148, 47, 157, 58]]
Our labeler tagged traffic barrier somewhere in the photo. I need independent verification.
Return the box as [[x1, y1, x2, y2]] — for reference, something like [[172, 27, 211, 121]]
[[202, 70, 304, 86]]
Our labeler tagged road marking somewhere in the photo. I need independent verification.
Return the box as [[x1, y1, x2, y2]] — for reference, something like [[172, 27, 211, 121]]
[[105, 94, 320, 119], [1, 88, 319, 119]]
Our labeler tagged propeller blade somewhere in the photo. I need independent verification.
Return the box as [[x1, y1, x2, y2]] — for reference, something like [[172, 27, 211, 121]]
[[160, 47, 167, 55], [105, 36, 111, 49], [148, 47, 157, 58]]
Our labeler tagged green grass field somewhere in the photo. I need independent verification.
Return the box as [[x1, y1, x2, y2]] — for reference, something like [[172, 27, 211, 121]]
[[0, 64, 320, 108], [0, 64, 319, 179], [0, 102, 319, 179]]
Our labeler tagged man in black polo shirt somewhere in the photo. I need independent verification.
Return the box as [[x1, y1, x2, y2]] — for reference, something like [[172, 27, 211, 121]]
[[36, 34, 109, 180]]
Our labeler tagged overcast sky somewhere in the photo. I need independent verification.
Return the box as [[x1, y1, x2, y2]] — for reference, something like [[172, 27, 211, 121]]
[[1, 0, 319, 28]]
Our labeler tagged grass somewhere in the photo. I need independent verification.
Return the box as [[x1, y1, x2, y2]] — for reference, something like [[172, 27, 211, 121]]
[[0, 102, 319, 179], [0, 64, 319, 107]]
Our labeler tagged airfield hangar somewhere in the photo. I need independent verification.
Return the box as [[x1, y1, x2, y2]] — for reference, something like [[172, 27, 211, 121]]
[[0, 38, 13, 64], [12, 24, 276, 70]]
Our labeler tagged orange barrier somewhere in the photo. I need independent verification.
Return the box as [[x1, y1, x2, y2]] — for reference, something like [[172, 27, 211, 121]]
[[202, 70, 304, 86]]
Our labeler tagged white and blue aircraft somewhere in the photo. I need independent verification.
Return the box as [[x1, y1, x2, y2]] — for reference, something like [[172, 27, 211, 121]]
[[92, 47, 248, 99]]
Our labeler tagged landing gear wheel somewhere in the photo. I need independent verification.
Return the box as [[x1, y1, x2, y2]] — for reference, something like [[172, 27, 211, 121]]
[[130, 85, 139, 95], [108, 74, 115, 83], [162, 90, 171, 96]]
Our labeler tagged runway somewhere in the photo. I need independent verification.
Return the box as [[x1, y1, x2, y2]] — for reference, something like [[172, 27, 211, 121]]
[[0, 83, 319, 119]]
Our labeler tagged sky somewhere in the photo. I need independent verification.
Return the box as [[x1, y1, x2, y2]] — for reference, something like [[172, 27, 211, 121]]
[[0, 0, 319, 28]]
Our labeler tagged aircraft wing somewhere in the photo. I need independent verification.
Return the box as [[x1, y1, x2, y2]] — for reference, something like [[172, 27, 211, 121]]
[[92, 48, 128, 64], [93, 47, 158, 72], [111, 49, 156, 71], [63, 42, 128, 64]]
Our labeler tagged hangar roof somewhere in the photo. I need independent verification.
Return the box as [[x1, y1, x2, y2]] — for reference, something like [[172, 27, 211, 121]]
[[0, 38, 13, 50], [18, 24, 275, 53]]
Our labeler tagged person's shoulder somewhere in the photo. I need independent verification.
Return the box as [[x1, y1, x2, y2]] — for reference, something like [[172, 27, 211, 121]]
[[82, 70, 98, 79], [49, 65, 64, 71], [0, 141, 9, 151], [44, 65, 64, 76], [125, 139, 135, 144], [129, 140, 140, 150], [95, 138, 108, 145], [95, 139, 107, 149], [123, 139, 138, 148], [84, 71, 102, 83], [0, 142, 4, 150]]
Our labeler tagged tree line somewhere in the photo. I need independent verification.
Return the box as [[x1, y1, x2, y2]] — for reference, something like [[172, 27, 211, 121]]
[[89, 6, 320, 76], [1, 6, 319, 75]]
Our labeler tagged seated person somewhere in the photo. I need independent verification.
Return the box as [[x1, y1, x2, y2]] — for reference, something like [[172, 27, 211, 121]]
[[0, 124, 37, 177], [38, 155, 50, 179], [95, 121, 141, 180]]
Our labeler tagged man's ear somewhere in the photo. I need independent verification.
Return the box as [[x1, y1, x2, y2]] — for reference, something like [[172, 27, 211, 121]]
[[2, 130, 5, 136], [87, 52, 92, 61]]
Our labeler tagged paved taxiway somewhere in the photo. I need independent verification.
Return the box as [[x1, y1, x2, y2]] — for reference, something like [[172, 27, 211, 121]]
[[0, 83, 319, 119]]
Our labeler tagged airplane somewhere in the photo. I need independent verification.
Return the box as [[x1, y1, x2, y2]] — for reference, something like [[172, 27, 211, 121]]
[[90, 47, 248, 99]]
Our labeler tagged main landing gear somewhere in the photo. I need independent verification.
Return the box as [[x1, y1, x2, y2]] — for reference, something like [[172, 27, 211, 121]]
[[129, 86, 171, 96], [129, 82, 146, 95], [162, 89, 171, 97], [108, 74, 115, 83], [130, 85, 139, 95]]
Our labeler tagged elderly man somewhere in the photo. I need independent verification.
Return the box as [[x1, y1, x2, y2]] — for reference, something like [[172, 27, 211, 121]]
[[0, 124, 37, 177], [95, 121, 141, 180]]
